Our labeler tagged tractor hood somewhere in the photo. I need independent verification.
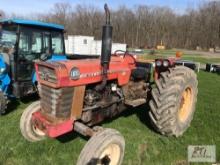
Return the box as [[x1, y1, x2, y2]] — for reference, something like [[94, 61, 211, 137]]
[[35, 55, 136, 88]]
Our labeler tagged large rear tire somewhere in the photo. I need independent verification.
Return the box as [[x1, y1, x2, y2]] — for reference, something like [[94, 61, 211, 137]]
[[20, 101, 46, 142], [149, 66, 198, 137], [77, 128, 125, 165], [0, 91, 7, 115]]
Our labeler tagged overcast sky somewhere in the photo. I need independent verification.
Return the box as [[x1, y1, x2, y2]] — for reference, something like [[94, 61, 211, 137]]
[[0, 0, 205, 15]]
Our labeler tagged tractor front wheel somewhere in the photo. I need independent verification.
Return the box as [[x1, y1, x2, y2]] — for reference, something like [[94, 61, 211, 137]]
[[77, 128, 125, 165], [149, 66, 198, 137], [20, 101, 46, 142]]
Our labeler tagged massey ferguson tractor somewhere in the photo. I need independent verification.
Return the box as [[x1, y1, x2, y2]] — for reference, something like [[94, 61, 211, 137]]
[[20, 4, 198, 165]]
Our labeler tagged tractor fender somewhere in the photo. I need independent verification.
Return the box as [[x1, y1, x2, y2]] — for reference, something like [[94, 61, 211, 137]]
[[0, 54, 11, 93], [0, 74, 10, 93], [32, 72, 37, 84]]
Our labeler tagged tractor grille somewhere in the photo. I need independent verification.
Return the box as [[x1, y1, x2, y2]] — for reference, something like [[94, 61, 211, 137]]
[[39, 85, 74, 118], [38, 66, 57, 84]]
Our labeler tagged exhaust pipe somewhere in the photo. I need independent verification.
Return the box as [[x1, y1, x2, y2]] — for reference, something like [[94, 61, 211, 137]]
[[101, 4, 113, 66], [96, 4, 113, 91]]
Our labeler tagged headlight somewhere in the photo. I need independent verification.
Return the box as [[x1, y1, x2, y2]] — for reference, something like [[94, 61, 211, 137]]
[[156, 60, 162, 67], [163, 60, 169, 67], [70, 67, 80, 80], [0, 67, 6, 74]]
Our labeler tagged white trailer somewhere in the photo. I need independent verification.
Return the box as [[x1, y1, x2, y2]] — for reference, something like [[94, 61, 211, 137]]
[[112, 43, 127, 54], [91, 40, 102, 55], [65, 35, 127, 55], [65, 35, 94, 55], [91, 41, 127, 55]]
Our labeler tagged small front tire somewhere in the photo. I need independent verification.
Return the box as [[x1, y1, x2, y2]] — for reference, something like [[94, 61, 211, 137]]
[[20, 101, 46, 142], [77, 128, 125, 165]]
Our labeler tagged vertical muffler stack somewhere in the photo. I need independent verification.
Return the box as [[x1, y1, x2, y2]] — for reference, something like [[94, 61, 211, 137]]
[[96, 4, 113, 91], [101, 4, 113, 68]]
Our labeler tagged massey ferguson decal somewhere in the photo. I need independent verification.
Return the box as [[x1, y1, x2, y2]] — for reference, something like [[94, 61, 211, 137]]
[[79, 69, 129, 78]]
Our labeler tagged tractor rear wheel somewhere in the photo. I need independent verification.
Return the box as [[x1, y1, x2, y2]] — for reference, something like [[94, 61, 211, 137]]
[[77, 128, 125, 165], [149, 66, 198, 137], [0, 91, 7, 115], [20, 101, 46, 142]]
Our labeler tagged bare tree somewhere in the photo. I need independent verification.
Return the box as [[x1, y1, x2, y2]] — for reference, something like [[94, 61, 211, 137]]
[[0, 10, 5, 19], [5, 1, 220, 50]]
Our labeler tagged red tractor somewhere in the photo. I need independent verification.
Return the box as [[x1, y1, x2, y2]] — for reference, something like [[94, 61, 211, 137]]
[[20, 5, 198, 165]]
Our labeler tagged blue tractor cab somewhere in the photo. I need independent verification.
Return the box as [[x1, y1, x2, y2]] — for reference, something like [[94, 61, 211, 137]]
[[0, 19, 67, 114]]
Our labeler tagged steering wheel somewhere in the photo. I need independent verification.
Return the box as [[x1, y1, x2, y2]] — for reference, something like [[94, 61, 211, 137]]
[[40, 53, 51, 61], [113, 50, 136, 61], [113, 50, 127, 57]]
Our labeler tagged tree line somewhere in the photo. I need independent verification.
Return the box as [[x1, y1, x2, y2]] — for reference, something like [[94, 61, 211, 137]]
[[1, 1, 220, 50]]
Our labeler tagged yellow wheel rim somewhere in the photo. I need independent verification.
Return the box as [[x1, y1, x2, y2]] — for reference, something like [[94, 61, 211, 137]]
[[178, 87, 193, 123], [99, 143, 121, 165]]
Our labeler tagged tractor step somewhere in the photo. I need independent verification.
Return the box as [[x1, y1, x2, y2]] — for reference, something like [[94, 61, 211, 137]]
[[125, 98, 146, 107]]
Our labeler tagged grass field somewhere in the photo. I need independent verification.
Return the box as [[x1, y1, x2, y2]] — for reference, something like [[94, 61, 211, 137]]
[[137, 49, 220, 64], [0, 52, 220, 165]]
